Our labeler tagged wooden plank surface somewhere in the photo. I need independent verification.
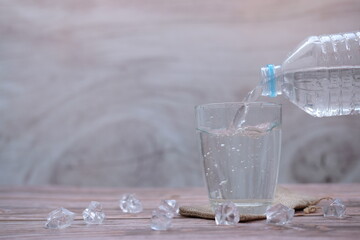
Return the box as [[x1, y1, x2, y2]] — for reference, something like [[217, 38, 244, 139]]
[[0, 184, 359, 239]]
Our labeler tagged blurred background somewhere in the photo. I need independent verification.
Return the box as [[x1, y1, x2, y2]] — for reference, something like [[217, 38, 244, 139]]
[[1, 0, 360, 187]]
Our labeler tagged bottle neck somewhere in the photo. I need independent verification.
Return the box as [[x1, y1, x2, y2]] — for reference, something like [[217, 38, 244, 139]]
[[260, 65, 283, 97]]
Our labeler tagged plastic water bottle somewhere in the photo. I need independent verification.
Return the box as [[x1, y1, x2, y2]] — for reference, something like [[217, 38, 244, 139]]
[[260, 31, 360, 117]]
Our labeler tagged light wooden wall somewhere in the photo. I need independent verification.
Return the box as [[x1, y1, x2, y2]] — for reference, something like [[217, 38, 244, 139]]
[[1, 0, 360, 187]]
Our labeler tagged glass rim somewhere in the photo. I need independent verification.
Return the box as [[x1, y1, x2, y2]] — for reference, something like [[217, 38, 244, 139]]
[[195, 101, 281, 110]]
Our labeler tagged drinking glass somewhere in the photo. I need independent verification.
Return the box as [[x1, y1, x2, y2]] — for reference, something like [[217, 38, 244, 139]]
[[196, 102, 282, 215]]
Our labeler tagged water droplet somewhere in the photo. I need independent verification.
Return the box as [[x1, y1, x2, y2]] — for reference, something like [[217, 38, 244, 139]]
[[231, 147, 236, 150], [220, 144, 225, 147]]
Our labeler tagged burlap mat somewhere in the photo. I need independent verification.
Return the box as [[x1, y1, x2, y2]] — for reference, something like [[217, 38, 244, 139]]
[[179, 186, 330, 222]]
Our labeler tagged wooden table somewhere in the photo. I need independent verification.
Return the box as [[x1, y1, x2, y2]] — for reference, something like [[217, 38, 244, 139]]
[[0, 184, 359, 239]]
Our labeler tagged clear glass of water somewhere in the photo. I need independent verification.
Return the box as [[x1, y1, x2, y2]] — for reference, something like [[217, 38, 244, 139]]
[[195, 102, 282, 215]]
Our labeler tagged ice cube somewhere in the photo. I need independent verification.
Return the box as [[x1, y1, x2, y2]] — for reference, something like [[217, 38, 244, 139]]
[[323, 198, 346, 218], [158, 200, 179, 218], [82, 201, 106, 224], [266, 203, 294, 225], [119, 194, 143, 213], [150, 208, 172, 231], [45, 207, 75, 229], [214, 201, 240, 225]]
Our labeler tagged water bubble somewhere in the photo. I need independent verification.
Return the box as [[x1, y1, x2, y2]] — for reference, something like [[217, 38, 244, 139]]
[[220, 144, 225, 147], [219, 180, 228, 186]]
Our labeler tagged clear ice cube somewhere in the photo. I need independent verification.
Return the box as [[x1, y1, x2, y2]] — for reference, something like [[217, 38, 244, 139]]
[[45, 207, 75, 229], [82, 201, 106, 224], [158, 200, 179, 218], [150, 208, 172, 231], [323, 198, 346, 218], [214, 201, 240, 225], [119, 194, 143, 213], [266, 203, 294, 225]]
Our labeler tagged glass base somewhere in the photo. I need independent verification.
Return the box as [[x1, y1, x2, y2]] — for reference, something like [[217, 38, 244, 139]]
[[210, 199, 272, 215]]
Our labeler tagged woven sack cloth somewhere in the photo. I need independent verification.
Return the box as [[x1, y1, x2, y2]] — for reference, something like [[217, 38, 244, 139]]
[[179, 186, 330, 222]]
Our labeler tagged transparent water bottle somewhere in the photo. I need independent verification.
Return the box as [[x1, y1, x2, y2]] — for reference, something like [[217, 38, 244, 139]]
[[260, 31, 360, 117]]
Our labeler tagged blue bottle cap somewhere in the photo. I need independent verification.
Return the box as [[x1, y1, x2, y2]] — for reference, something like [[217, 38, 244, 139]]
[[267, 64, 277, 97]]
